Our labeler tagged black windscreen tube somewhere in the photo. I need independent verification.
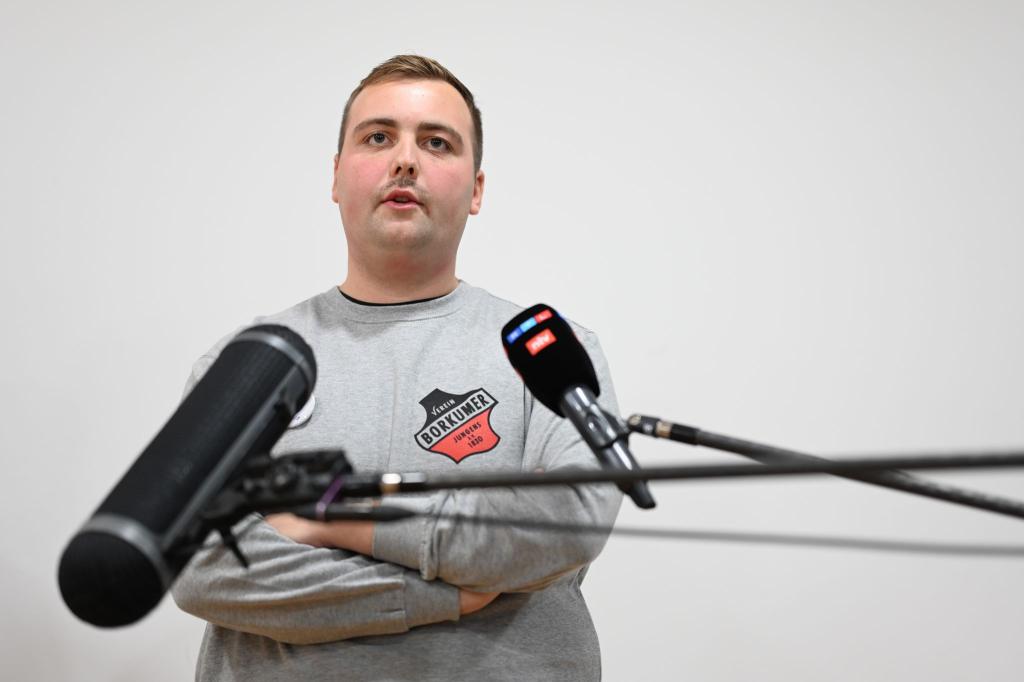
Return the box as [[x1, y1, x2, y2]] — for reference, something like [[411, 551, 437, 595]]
[[58, 325, 316, 628]]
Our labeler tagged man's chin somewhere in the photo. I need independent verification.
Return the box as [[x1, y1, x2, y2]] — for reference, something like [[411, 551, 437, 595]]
[[368, 222, 435, 251]]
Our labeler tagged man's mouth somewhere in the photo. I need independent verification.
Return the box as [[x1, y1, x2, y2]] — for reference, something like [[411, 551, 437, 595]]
[[383, 197, 420, 210], [382, 189, 422, 209]]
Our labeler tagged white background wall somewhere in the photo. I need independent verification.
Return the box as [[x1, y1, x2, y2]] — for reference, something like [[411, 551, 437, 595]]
[[2, 1, 1023, 680]]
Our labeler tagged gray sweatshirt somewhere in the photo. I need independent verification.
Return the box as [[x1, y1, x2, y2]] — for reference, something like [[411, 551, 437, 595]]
[[171, 281, 623, 681]]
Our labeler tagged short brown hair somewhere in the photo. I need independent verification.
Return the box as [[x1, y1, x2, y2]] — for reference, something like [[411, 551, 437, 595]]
[[337, 55, 483, 172]]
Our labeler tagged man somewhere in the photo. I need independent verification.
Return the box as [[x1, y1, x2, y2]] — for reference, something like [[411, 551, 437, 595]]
[[172, 55, 623, 681]]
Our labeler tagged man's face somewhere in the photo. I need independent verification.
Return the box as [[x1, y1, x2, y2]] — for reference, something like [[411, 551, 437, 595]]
[[332, 78, 484, 259]]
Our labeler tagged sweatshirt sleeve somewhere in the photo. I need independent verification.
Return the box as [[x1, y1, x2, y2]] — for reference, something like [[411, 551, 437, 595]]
[[171, 515, 461, 645], [371, 329, 624, 593], [170, 341, 461, 645]]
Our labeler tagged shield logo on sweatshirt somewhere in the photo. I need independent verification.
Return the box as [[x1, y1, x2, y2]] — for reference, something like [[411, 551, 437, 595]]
[[415, 387, 501, 463]]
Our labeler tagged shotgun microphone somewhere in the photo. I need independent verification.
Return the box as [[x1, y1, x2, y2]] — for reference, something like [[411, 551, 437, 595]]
[[58, 325, 316, 627]]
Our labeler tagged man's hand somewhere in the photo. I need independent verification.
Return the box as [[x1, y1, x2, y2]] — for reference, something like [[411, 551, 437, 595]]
[[265, 513, 374, 555], [458, 588, 500, 615], [265, 513, 327, 547]]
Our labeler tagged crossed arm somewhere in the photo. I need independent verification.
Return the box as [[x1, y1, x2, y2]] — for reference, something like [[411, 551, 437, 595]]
[[226, 392, 622, 643], [262, 513, 500, 613], [173, 455, 612, 645]]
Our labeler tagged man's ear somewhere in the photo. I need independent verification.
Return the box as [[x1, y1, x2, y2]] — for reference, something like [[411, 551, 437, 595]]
[[331, 153, 341, 204], [469, 169, 485, 215]]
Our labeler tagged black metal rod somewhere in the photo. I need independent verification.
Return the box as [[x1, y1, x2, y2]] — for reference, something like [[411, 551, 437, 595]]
[[626, 415, 1024, 522], [334, 450, 1024, 498]]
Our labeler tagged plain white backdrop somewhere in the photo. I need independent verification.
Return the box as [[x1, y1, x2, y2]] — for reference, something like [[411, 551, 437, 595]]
[[2, 1, 1023, 680]]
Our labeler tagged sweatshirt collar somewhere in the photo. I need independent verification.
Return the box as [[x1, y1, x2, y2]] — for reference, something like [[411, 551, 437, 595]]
[[323, 279, 473, 323]]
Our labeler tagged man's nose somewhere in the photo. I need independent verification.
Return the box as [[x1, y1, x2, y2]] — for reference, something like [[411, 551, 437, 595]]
[[391, 139, 418, 178]]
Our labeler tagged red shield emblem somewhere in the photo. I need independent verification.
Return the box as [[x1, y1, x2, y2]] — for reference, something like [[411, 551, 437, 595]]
[[415, 388, 501, 464]]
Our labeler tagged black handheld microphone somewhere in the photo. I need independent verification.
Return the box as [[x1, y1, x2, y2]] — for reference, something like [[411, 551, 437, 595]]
[[501, 305, 656, 509], [58, 325, 316, 628]]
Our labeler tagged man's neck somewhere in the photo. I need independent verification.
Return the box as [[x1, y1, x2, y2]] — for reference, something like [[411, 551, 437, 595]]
[[340, 256, 459, 304]]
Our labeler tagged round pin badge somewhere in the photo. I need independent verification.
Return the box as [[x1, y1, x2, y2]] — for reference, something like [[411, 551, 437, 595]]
[[289, 394, 316, 428]]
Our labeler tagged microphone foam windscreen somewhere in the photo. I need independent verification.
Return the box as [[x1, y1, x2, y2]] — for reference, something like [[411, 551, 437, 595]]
[[58, 324, 316, 627], [501, 304, 599, 416], [58, 531, 166, 628]]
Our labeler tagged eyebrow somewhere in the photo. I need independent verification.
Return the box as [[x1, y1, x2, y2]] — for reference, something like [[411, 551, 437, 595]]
[[351, 117, 464, 148]]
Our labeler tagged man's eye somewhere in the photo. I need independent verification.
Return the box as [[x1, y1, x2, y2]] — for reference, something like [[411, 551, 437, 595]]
[[426, 137, 451, 151], [367, 132, 388, 145]]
